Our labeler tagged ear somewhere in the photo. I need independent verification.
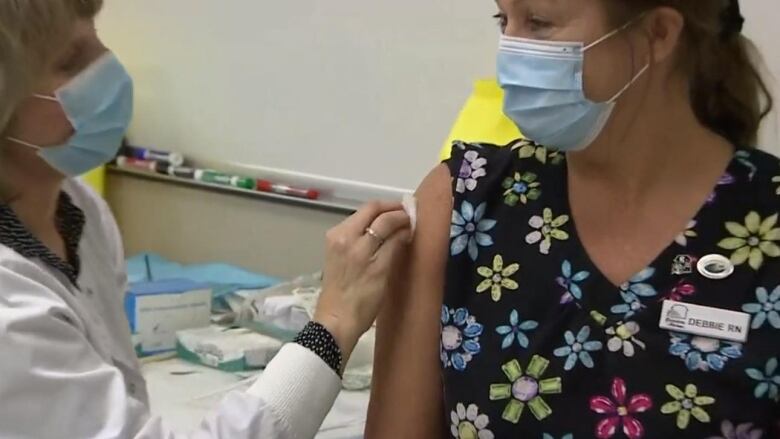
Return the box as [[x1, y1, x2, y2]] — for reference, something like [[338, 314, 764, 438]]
[[641, 6, 685, 63]]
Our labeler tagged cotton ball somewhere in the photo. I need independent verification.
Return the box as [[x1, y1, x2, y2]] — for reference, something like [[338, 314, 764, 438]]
[[402, 194, 417, 236]]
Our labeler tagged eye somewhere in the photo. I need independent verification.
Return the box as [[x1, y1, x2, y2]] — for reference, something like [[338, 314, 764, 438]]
[[55, 40, 90, 74], [527, 15, 552, 32], [493, 13, 508, 33], [55, 49, 80, 73]]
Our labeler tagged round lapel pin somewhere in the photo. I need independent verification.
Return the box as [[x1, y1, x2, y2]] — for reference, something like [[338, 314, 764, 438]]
[[697, 254, 734, 280]]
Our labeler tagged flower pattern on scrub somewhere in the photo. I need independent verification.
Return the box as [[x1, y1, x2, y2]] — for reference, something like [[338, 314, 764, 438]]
[[718, 212, 780, 270], [440, 142, 780, 437], [451, 201, 497, 261], [441, 306, 483, 371], [660, 384, 716, 430], [745, 358, 780, 401], [742, 285, 780, 329], [496, 310, 538, 350], [553, 325, 602, 370], [668, 333, 743, 372], [557, 260, 590, 304], [476, 255, 520, 302], [489, 355, 562, 424], [590, 377, 653, 439], [449, 403, 495, 439], [706, 420, 765, 439], [525, 208, 570, 255], [457, 150, 488, 194], [610, 268, 657, 319]]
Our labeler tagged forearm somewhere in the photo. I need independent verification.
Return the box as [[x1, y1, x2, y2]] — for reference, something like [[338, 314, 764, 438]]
[[248, 343, 342, 439]]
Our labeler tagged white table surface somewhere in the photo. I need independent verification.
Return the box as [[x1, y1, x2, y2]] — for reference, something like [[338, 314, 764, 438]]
[[143, 358, 368, 438]]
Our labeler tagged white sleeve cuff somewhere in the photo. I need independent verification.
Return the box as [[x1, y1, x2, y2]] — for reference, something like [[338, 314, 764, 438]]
[[247, 343, 341, 439]]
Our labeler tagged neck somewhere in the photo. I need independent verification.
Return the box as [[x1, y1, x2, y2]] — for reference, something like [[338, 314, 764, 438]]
[[566, 81, 733, 200], [0, 142, 64, 235]]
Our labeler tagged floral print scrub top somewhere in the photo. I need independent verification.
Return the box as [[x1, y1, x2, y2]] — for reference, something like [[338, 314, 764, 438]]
[[441, 140, 780, 439]]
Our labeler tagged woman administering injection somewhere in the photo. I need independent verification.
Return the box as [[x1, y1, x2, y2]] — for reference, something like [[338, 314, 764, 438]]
[[0, 1, 410, 437]]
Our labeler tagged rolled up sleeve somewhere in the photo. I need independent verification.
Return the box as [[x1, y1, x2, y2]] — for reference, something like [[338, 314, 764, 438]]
[[248, 343, 342, 439]]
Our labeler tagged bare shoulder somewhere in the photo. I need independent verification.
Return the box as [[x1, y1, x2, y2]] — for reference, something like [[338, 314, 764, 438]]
[[417, 164, 454, 207], [414, 164, 454, 245]]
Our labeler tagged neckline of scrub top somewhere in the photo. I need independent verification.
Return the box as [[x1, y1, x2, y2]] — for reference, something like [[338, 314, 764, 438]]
[[0, 191, 85, 286], [555, 149, 746, 328]]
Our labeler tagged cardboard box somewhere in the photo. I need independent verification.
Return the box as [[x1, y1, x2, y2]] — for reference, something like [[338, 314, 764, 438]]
[[176, 326, 283, 372], [125, 279, 212, 356]]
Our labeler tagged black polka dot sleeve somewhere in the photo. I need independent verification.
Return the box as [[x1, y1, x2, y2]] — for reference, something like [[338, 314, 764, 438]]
[[293, 321, 343, 377]]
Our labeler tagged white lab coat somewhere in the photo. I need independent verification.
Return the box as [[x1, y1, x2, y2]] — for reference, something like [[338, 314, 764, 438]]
[[0, 180, 341, 439]]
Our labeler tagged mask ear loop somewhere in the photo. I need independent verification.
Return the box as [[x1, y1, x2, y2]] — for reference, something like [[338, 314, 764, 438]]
[[583, 13, 651, 103], [6, 137, 42, 150], [33, 94, 58, 102], [583, 23, 630, 52], [5, 94, 60, 149], [607, 63, 650, 103], [583, 12, 649, 52]]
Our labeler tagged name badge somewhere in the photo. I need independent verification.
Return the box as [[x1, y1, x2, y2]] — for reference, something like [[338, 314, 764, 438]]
[[659, 300, 751, 343]]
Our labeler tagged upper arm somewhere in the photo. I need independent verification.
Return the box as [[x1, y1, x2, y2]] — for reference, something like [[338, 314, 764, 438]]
[[366, 164, 453, 438]]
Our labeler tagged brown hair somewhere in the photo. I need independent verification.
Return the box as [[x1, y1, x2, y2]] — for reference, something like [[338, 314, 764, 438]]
[[609, 0, 774, 147], [0, 0, 103, 135]]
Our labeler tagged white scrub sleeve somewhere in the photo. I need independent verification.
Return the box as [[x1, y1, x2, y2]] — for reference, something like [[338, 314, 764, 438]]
[[0, 266, 341, 439]]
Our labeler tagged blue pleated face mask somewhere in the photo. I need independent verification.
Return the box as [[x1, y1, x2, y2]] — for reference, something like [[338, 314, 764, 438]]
[[497, 21, 648, 152], [8, 52, 133, 177]]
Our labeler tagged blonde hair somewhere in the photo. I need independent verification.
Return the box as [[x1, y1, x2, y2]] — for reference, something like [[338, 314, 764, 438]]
[[0, 0, 103, 135]]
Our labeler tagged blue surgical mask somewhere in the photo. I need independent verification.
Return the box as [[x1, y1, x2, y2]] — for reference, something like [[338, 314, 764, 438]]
[[497, 22, 648, 151], [7, 52, 133, 176]]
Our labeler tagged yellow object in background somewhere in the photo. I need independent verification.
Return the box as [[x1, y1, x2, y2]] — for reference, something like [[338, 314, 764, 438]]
[[440, 79, 521, 161], [81, 166, 106, 196]]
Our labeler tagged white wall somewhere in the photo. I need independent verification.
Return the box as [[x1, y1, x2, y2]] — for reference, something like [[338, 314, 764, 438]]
[[743, 1, 780, 152], [98, 0, 499, 191], [98, 1, 779, 194]]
